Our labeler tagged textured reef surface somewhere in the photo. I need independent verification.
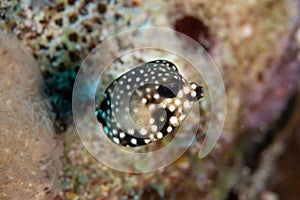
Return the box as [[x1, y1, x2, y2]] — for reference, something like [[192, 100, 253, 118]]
[[0, 0, 152, 126], [1, 0, 300, 199], [0, 33, 61, 200]]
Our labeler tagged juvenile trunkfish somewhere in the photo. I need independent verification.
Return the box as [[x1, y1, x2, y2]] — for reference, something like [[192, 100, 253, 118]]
[[95, 60, 204, 147]]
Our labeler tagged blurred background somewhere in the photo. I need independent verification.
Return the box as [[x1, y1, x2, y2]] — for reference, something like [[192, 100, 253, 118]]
[[0, 0, 300, 199]]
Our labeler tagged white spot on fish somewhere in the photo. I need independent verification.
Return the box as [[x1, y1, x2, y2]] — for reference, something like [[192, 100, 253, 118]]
[[170, 116, 179, 126]]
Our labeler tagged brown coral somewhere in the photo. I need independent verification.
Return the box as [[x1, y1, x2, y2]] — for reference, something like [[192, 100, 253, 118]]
[[0, 33, 61, 200]]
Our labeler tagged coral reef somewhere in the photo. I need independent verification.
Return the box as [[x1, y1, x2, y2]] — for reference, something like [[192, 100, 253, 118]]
[[1, 0, 300, 199], [169, 0, 297, 131], [0, 33, 61, 200], [62, 0, 300, 199], [0, 0, 156, 125]]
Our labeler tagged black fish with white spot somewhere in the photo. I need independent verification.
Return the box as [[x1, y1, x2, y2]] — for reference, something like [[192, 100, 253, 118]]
[[95, 60, 204, 147]]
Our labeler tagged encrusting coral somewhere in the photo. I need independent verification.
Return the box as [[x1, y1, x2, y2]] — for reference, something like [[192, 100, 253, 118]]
[[0, 33, 61, 200], [0, 0, 150, 125]]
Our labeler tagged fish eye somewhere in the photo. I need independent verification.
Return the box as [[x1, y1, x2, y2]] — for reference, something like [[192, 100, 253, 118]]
[[158, 84, 179, 98]]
